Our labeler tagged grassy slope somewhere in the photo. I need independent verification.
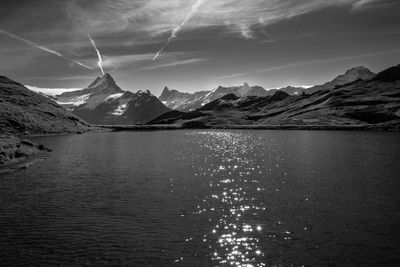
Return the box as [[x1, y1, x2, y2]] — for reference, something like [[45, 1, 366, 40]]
[[0, 75, 90, 135]]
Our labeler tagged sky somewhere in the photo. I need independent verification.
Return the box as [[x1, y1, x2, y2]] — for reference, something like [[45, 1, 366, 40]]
[[0, 0, 400, 96]]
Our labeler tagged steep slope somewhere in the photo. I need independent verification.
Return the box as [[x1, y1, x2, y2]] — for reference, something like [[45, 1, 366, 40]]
[[56, 74, 170, 125], [0, 75, 89, 134], [373, 64, 400, 82], [306, 66, 375, 94], [56, 73, 124, 111], [150, 64, 400, 129]]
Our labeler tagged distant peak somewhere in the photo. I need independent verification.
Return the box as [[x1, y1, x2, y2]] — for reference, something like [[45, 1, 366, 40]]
[[345, 66, 372, 73], [351, 66, 368, 70], [88, 72, 117, 88], [101, 73, 115, 82], [331, 66, 375, 84], [82, 72, 123, 95], [136, 90, 152, 96], [159, 86, 173, 99]]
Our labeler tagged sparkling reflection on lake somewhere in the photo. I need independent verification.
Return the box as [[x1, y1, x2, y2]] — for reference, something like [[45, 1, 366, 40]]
[[0, 130, 399, 266]]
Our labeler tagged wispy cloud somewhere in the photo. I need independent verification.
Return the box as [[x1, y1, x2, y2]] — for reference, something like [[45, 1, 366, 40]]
[[85, 33, 105, 75], [101, 52, 206, 71], [352, 0, 381, 10], [218, 49, 400, 79], [67, 0, 378, 40], [153, 0, 207, 60], [23, 75, 95, 81], [102, 54, 154, 70], [0, 29, 93, 70], [141, 58, 208, 70]]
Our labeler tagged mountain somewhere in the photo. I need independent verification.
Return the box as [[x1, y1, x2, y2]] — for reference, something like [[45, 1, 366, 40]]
[[0, 75, 89, 135], [306, 66, 375, 94], [158, 66, 374, 111], [373, 64, 400, 82], [55, 73, 170, 125], [211, 83, 271, 100], [159, 87, 210, 111], [159, 83, 272, 111], [149, 64, 400, 129], [279, 86, 307, 95], [56, 73, 124, 111]]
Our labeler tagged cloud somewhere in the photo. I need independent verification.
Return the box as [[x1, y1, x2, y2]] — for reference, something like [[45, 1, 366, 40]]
[[352, 0, 380, 9], [141, 58, 208, 70], [86, 33, 105, 75], [153, 0, 207, 60], [102, 53, 154, 69], [23, 75, 96, 82], [100, 52, 206, 71], [0, 29, 93, 70], [239, 25, 254, 39], [66, 0, 371, 41]]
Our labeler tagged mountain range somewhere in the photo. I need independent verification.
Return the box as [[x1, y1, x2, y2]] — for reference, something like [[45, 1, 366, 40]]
[[16, 64, 399, 129], [149, 64, 400, 129], [159, 66, 375, 111], [55, 73, 170, 125], [159, 83, 282, 112]]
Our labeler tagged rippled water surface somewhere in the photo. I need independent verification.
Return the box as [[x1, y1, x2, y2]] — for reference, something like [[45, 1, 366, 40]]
[[1, 130, 400, 266]]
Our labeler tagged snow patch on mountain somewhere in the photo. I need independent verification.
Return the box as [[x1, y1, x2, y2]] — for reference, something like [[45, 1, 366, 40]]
[[56, 94, 92, 106], [112, 103, 128, 116], [106, 93, 123, 101]]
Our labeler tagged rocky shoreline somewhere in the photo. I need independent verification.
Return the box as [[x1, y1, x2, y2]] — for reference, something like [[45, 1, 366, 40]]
[[0, 135, 52, 174]]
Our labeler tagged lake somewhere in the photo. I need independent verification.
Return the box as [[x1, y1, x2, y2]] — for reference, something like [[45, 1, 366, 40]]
[[0, 130, 399, 266]]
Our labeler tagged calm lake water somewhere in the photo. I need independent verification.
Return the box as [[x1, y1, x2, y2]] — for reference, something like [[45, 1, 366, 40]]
[[0, 130, 399, 266]]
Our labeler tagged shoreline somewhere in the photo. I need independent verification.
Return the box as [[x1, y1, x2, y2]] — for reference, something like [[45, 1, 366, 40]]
[[0, 135, 52, 174], [1, 123, 397, 174], [21, 126, 111, 138], [95, 124, 400, 132], [0, 151, 49, 175]]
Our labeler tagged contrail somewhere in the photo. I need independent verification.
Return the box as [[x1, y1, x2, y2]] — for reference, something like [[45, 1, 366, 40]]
[[153, 0, 206, 61], [85, 33, 105, 75], [0, 29, 93, 70]]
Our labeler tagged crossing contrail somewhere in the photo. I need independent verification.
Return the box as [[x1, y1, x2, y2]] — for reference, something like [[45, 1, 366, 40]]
[[0, 29, 93, 70], [153, 0, 206, 61], [86, 33, 105, 75]]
